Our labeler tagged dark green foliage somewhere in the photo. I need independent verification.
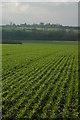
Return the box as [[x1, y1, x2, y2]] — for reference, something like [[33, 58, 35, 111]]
[[2, 25, 78, 43]]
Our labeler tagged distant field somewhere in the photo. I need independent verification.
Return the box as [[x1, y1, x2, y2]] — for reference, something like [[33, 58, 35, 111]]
[[2, 42, 79, 119]]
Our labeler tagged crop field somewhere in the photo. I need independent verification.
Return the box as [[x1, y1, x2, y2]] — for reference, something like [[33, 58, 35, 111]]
[[2, 42, 79, 119]]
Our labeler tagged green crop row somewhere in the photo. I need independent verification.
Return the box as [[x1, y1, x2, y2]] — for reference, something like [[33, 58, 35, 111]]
[[2, 42, 79, 119]]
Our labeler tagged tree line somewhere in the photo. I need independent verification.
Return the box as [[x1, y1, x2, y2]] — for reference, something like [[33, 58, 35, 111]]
[[2, 24, 78, 43], [3, 22, 78, 29]]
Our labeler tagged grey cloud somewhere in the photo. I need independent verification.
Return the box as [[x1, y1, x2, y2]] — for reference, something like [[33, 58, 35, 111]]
[[2, 2, 78, 26]]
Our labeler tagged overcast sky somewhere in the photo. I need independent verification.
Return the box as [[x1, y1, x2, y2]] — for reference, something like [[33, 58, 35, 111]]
[[1, 0, 79, 2], [1, 1, 78, 26]]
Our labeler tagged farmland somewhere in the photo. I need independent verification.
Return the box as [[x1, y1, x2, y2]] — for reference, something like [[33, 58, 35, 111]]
[[2, 42, 79, 119]]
